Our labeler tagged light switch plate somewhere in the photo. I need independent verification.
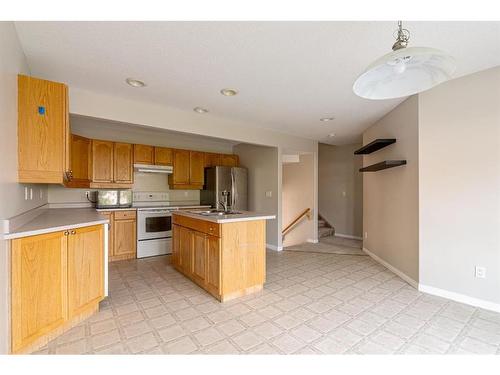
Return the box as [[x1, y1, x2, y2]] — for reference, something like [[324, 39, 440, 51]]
[[265, 191, 272, 198]]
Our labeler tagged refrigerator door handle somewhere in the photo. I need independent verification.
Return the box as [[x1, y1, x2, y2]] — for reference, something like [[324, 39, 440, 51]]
[[231, 169, 236, 209]]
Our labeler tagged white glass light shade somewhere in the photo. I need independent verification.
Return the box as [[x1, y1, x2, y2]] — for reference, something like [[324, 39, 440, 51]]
[[353, 47, 456, 100]]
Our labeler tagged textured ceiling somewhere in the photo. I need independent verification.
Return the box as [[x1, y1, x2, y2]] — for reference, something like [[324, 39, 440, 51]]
[[15, 21, 500, 145]]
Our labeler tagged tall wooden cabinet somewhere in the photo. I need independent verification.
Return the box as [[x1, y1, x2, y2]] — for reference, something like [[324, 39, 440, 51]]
[[11, 225, 104, 354], [17, 75, 70, 184]]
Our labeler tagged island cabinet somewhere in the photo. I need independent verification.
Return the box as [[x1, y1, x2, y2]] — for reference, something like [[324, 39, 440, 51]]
[[10, 225, 105, 354], [171, 213, 265, 302], [17, 75, 71, 184]]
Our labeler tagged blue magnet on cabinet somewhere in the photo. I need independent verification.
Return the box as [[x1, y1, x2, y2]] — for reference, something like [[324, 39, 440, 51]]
[[38, 106, 45, 115]]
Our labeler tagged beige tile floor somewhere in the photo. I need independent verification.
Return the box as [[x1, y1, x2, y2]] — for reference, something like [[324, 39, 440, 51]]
[[35, 250, 500, 355]]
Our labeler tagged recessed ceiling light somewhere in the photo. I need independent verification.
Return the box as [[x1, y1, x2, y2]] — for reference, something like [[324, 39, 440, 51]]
[[328, 133, 336, 138], [193, 107, 209, 114], [125, 78, 146, 88], [320, 117, 335, 122], [220, 88, 238, 96]]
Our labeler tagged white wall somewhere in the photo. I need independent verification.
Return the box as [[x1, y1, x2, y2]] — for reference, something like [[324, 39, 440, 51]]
[[282, 154, 315, 247], [233, 144, 280, 249], [0, 22, 48, 354], [419, 66, 500, 308], [362, 96, 420, 284], [318, 143, 363, 238]]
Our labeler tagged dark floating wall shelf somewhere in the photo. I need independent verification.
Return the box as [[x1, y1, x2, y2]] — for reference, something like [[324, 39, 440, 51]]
[[354, 138, 396, 155], [359, 160, 407, 172]]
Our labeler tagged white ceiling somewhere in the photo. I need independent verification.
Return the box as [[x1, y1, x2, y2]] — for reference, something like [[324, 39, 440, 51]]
[[14, 21, 500, 145]]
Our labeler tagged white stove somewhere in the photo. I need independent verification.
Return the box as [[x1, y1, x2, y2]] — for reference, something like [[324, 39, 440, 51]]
[[133, 192, 210, 258]]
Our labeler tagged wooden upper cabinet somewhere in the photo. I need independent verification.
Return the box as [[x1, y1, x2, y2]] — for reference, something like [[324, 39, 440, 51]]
[[134, 144, 154, 164], [67, 225, 104, 319], [204, 153, 221, 168], [220, 154, 239, 167], [189, 151, 205, 186], [114, 143, 133, 184], [18, 75, 70, 184], [11, 231, 68, 353], [154, 147, 173, 166], [172, 149, 191, 185], [92, 140, 114, 183], [67, 134, 92, 187]]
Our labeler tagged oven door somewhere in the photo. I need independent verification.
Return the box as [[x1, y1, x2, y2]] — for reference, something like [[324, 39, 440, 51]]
[[138, 210, 172, 240]]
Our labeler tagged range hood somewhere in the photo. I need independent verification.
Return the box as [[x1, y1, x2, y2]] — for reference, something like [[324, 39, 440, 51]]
[[133, 164, 173, 174]]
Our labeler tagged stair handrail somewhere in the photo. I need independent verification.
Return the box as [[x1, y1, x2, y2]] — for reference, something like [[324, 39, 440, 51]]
[[282, 208, 312, 236]]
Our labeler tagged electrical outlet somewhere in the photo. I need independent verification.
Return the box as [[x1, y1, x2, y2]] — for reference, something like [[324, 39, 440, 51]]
[[24, 187, 28, 200], [29, 188, 33, 200], [475, 266, 486, 279], [265, 191, 272, 198], [364, 232, 368, 239]]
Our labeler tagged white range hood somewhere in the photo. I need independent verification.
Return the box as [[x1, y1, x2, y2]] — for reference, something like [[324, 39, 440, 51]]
[[133, 164, 173, 174]]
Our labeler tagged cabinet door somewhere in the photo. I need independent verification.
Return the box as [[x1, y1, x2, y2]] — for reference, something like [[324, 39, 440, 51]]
[[18, 75, 69, 184], [114, 142, 133, 183], [92, 140, 114, 183], [67, 225, 104, 318], [172, 149, 190, 185], [189, 151, 205, 186], [172, 224, 180, 267], [113, 217, 136, 258], [204, 153, 221, 168], [192, 231, 206, 284], [206, 235, 220, 294], [134, 144, 154, 164], [179, 226, 193, 274], [154, 147, 173, 166], [69, 134, 91, 184], [11, 231, 68, 353], [220, 154, 239, 167]]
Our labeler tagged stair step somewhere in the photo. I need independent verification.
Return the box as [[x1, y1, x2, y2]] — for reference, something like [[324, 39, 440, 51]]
[[318, 227, 334, 238]]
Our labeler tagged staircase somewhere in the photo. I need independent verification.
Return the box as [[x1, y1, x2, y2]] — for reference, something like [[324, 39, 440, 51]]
[[318, 215, 334, 238]]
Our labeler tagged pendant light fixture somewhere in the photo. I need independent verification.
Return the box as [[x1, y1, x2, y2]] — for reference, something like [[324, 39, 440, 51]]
[[353, 21, 456, 100]]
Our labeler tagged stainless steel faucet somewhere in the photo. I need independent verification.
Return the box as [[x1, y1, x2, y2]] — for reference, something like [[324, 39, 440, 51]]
[[219, 191, 230, 212]]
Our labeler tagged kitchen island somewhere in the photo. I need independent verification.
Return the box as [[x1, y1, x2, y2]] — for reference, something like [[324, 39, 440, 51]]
[[171, 210, 275, 302]]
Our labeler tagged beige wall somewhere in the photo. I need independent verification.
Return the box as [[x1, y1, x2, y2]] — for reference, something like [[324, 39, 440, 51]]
[[282, 154, 315, 247], [233, 143, 280, 248], [362, 95, 419, 283], [419, 66, 500, 305], [318, 143, 363, 238], [0, 22, 48, 354]]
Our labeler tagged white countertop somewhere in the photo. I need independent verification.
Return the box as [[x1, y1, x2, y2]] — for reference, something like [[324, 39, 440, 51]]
[[4, 208, 109, 240], [173, 210, 276, 224], [96, 205, 211, 212]]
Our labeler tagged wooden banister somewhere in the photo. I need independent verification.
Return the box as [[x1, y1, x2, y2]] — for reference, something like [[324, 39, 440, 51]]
[[282, 208, 312, 236]]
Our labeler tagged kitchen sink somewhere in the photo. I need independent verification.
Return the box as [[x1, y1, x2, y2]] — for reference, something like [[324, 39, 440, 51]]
[[188, 210, 242, 216]]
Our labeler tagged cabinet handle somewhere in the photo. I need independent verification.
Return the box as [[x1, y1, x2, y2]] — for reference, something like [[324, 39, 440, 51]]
[[70, 230, 76, 235], [64, 231, 69, 236]]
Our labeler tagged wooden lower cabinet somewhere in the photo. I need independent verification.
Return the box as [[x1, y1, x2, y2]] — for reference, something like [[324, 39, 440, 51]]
[[172, 215, 265, 302], [101, 210, 137, 262], [67, 226, 104, 318], [10, 225, 105, 354]]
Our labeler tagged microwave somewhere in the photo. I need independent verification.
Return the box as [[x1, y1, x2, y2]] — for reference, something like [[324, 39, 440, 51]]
[[96, 190, 133, 209]]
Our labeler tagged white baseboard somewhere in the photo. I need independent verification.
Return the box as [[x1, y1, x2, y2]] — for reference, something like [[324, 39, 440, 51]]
[[266, 244, 283, 251], [362, 247, 418, 289], [336, 233, 363, 241], [419, 284, 500, 313], [307, 239, 319, 244]]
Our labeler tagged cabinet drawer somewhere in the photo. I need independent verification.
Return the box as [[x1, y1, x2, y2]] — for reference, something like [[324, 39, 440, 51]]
[[173, 214, 220, 237], [114, 210, 136, 220]]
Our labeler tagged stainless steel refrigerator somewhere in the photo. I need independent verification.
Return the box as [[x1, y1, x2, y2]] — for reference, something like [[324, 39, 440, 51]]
[[201, 166, 248, 211]]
